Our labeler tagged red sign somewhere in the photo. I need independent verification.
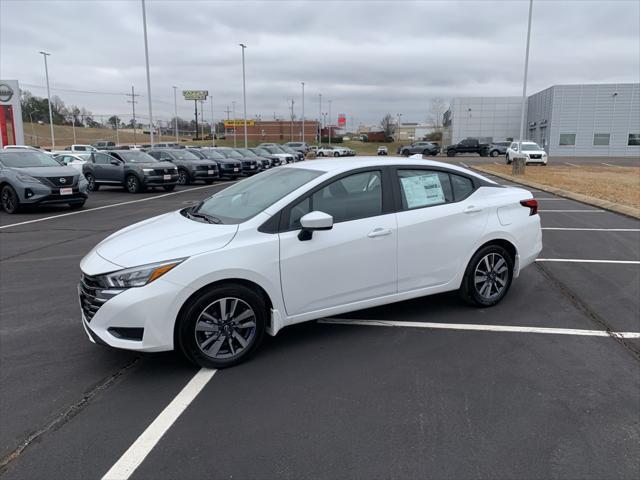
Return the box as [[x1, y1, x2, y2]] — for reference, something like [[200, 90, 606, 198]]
[[338, 114, 346, 127]]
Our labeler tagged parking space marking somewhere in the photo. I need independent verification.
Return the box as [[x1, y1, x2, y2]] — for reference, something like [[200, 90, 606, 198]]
[[565, 162, 580, 167], [0, 183, 233, 230], [542, 227, 640, 232], [319, 319, 640, 338], [602, 162, 623, 167], [536, 258, 640, 265], [539, 209, 605, 213], [102, 368, 216, 480], [459, 162, 470, 168]]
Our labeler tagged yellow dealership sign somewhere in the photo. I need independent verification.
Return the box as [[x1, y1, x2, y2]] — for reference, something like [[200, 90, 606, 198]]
[[224, 120, 255, 128]]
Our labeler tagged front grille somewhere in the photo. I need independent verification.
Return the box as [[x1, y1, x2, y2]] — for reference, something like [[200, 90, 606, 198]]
[[153, 168, 174, 175], [79, 274, 109, 322], [242, 161, 256, 168], [529, 154, 542, 159], [196, 165, 217, 171], [41, 176, 76, 187]]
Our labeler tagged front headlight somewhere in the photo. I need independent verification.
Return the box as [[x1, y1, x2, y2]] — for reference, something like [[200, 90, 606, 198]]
[[99, 258, 186, 288], [17, 174, 43, 184], [142, 168, 154, 174]]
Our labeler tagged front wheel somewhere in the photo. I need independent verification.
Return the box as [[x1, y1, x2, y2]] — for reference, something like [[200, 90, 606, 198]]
[[447, 150, 456, 157], [1, 185, 20, 214], [177, 284, 267, 368], [85, 173, 99, 191], [459, 245, 514, 307], [506, 154, 511, 164], [490, 150, 499, 157], [333, 152, 340, 157], [177, 169, 190, 185], [125, 174, 141, 193]]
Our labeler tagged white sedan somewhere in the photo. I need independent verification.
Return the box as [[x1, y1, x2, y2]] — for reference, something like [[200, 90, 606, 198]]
[[79, 157, 542, 368], [506, 141, 548, 165]]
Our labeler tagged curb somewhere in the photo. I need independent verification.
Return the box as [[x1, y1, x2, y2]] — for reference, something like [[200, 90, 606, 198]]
[[473, 166, 640, 220]]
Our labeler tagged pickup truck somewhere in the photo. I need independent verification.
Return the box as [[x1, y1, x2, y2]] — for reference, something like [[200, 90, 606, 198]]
[[445, 138, 490, 157], [92, 140, 117, 150]]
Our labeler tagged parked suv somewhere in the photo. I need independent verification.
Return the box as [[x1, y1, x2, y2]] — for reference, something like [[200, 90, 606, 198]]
[[488, 141, 511, 157], [92, 141, 117, 150], [260, 146, 295, 164], [147, 149, 219, 185], [249, 147, 282, 167], [0, 150, 88, 213], [284, 142, 311, 154], [64, 144, 98, 153], [192, 149, 242, 179], [216, 148, 260, 174], [83, 150, 178, 193], [399, 141, 440, 156], [279, 145, 305, 162], [234, 148, 272, 170]]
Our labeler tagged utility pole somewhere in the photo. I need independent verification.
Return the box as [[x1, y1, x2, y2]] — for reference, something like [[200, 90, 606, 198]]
[[172, 86, 178, 142], [240, 44, 248, 147], [518, 0, 534, 149], [328, 99, 332, 145], [318, 93, 322, 144], [141, 0, 154, 146], [126, 86, 139, 145], [194, 100, 199, 139], [290, 98, 295, 141], [210, 94, 215, 147], [301, 82, 305, 142], [232, 101, 237, 147], [397, 113, 403, 142], [200, 100, 205, 139], [115, 117, 120, 145], [39, 51, 55, 149]]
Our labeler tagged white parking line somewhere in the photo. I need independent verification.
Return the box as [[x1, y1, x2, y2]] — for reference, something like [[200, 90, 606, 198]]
[[542, 227, 640, 232], [536, 258, 640, 265], [102, 368, 216, 480], [602, 163, 623, 167], [0, 183, 233, 230], [319, 318, 640, 338], [565, 162, 580, 167], [459, 162, 470, 168], [539, 209, 605, 213]]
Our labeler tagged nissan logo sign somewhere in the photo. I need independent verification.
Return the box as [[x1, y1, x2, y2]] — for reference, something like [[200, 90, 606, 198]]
[[59, 178, 67, 184], [0, 83, 13, 102]]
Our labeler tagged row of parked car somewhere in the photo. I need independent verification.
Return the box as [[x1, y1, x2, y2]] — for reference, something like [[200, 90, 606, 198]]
[[0, 143, 309, 213]]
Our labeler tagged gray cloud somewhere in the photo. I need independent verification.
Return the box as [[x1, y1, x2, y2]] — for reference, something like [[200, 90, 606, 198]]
[[1, 0, 638, 126]]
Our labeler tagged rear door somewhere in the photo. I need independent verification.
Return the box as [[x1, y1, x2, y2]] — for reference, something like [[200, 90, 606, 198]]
[[394, 168, 489, 292], [279, 169, 397, 316]]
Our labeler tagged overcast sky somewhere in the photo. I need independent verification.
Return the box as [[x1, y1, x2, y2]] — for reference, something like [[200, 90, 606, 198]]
[[1, 0, 638, 127]]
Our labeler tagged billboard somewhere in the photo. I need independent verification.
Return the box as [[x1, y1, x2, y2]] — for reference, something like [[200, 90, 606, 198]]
[[0, 80, 24, 147], [182, 90, 209, 101], [338, 113, 346, 128], [223, 120, 256, 128]]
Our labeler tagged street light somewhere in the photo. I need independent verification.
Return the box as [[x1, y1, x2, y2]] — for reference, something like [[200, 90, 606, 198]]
[[328, 99, 332, 145], [232, 101, 237, 147], [240, 43, 248, 147], [141, 0, 154, 146], [397, 113, 403, 142], [301, 82, 305, 142], [172, 86, 178, 142], [38, 51, 55, 148], [518, 0, 534, 149], [318, 93, 322, 143]]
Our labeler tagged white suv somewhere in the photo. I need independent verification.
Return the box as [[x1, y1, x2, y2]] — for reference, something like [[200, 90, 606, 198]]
[[506, 142, 548, 165]]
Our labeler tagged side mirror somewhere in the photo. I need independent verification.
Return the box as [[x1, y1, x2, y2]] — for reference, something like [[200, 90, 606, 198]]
[[298, 211, 333, 241], [110, 159, 121, 165]]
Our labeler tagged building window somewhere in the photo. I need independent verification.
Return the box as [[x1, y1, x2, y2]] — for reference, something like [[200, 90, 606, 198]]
[[593, 133, 610, 146], [559, 133, 576, 146], [628, 134, 640, 146]]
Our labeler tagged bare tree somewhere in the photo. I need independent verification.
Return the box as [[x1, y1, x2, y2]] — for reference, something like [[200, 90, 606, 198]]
[[380, 113, 396, 137], [428, 97, 447, 130]]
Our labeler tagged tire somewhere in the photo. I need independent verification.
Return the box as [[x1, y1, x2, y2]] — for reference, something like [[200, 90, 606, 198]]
[[1, 185, 20, 214], [318, 152, 324, 157], [177, 283, 267, 368], [446, 149, 456, 157], [125, 174, 141, 193], [69, 201, 86, 209], [333, 152, 340, 157], [490, 150, 499, 157], [506, 154, 512, 165], [422, 149, 433, 156], [177, 169, 190, 186], [459, 244, 514, 307], [204, 179, 215, 184], [163, 185, 176, 191], [85, 173, 99, 191], [479, 150, 488, 157], [402, 150, 411, 157]]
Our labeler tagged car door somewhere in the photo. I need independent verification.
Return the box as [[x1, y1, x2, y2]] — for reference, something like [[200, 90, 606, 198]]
[[279, 169, 397, 317], [98, 152, 123, 182], [394, 168, 489, 292]]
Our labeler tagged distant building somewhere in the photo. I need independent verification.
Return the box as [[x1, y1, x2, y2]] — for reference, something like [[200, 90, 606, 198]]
[[443, 83, 640, 156], [224, 120, 319, 143], [397, 123, 437, 141]]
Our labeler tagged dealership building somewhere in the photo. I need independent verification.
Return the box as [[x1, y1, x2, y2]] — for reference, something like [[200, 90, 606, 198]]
[[443, 83, 640, 156]]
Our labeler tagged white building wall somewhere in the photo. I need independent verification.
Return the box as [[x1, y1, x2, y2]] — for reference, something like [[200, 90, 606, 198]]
[[448, 97, 522, 146]]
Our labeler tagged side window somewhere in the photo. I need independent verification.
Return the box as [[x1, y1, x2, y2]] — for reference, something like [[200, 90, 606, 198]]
[[288, 171, 383, 227], [93, 153, 112, 165], [161, 152, 173, 161], [450, 174, 475, 201], [397, 170, 452, 210], [148, 151, 160, 160]]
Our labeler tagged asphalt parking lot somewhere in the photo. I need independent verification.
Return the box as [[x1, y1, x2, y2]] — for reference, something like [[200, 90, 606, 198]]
[[1, 172, 639, 479]]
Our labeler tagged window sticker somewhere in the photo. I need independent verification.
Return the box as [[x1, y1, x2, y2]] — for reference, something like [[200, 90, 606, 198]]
[[400, 173, 445, 208]]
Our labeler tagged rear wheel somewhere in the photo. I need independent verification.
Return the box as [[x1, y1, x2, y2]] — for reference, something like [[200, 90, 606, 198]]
[[178, 284, 267, 368], [85, 173, 99, 191], [490, 150, 499, 157], [1, 185, 20, 214], [447, 150, 456, 157], [333, 152, 340, 157], [402, 149, 411, 157], [125, 174, 141, 193], [459, 244, 514, 307], [422, 149, 433, 156]]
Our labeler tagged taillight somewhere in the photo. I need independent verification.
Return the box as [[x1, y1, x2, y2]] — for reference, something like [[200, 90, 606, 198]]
[[520, 199, 538, 216]]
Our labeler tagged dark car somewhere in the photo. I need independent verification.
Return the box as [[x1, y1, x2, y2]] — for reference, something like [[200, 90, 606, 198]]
[[192, 149, 242, 179], [283, 142, 311, 154], [279, 145, 305, 162], [215, 148, 259, 175], [248, 147, 282, 167], [398, 141, 440, 156], [0, 150, 89, 213], [147, 149, 219, 185], [445, 138, 490, 157], [488, 141, 511, 157], [83, 150, 178, 193], [233, 148, 272, 170]]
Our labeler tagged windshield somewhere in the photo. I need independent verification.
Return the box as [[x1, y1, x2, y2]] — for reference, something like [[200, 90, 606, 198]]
[[118, 151, 158, 163], [264, 146, 284, 154], [252, 148, 272, 157], [0, 151, 62, 168], [236, 148, 258, 158], [221, 150, 244, 159], [199, 149, 226, 160], [167, 150, 200, 161], [194, 167, 323, 224], [521, 143, 542, 151]]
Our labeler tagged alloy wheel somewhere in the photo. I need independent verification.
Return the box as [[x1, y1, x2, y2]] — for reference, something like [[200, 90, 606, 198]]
[[178, 170, 188, 185], [1, 186, 18, 213], [194, 297, 257, 360], [474, 253, 509, 300], [126, 176, 139, 193]]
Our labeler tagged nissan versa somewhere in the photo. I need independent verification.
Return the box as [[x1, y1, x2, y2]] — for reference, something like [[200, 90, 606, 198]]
[[79, 157, 542, 368]]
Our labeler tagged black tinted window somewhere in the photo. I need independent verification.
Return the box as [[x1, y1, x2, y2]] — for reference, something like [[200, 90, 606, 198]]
[[450, 174, 474, 201]]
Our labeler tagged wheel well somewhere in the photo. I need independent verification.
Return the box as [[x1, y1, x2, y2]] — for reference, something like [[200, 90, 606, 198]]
[[478, 239, 517, 263], [173, 279, 274, 346]]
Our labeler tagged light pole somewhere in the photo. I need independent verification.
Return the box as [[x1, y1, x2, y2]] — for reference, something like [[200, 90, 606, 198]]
[[301, 82, 305, 142], [172, 86, 178, 142], [328, 99, 332, 145], [39, 51, 55, 148], [210, 94, 215, 147], [518, 0, 534, 149], [318, 93, 322, 144], [240, 43, 248, 147], [141, 0, 154, 146], [232, 101, 237, 147], [397, 113, 403, 142]]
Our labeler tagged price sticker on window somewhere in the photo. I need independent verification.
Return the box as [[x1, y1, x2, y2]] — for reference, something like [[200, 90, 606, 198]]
[[400, 173, 445, 208]]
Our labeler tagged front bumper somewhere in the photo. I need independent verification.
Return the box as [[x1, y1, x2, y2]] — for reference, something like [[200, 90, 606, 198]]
[[191, 169, 220, 180], [142, 173, 179, 186], [19, 182, 88, 205]]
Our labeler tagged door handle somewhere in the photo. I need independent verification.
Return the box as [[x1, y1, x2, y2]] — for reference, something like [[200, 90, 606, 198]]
[[367, 227, 393, 238], [464, 205, 482, 214]]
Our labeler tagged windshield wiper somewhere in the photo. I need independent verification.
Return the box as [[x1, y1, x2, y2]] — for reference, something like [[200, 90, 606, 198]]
[[188, 211, 222, 224]]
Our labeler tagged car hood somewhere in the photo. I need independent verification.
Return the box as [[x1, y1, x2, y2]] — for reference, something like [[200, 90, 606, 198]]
[[130, 161, 176, 168], [13, 165, 79, 177], [216, 159, 242, 166], [84, 210, 239, 272]]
